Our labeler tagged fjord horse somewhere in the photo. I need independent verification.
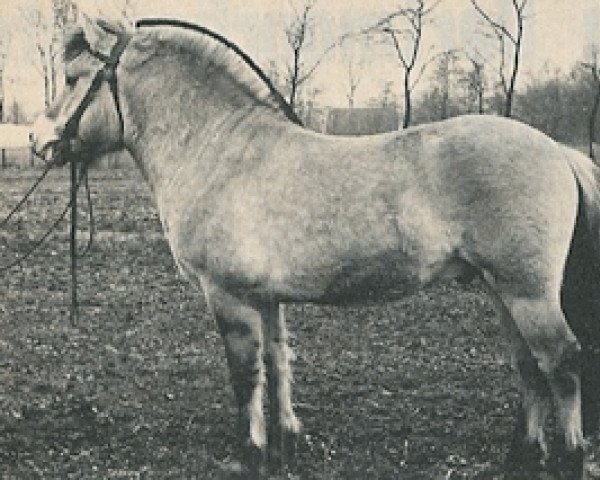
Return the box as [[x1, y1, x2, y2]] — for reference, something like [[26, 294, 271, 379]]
[[31, 18, 600, 478]]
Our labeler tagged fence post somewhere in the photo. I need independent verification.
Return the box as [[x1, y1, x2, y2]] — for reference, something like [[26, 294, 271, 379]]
[[1, 149, 5, 169], [30, 148, 34, 168]]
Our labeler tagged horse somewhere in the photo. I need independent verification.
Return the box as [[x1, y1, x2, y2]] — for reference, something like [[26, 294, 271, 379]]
[[30, 17, 600, 479]]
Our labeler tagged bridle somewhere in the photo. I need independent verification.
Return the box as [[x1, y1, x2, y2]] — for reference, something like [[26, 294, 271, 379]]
[[49, 28, 131, 165]]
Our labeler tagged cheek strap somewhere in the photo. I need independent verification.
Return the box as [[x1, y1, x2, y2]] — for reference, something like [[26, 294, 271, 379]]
[[61, 31, 132, 151]]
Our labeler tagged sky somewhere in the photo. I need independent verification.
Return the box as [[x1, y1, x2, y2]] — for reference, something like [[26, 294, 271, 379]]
[[2, 0, 600, 120]]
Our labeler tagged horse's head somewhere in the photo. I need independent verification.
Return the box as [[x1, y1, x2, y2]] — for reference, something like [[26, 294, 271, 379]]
[[31, 18, 131, 165]]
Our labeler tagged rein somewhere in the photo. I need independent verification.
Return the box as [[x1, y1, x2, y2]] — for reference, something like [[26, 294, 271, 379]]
[[0, 159, 90, 272], [0, 161, 53, 230]]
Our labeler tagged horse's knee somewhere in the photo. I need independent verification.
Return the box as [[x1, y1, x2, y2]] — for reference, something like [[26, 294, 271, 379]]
[[518, 356, 550, 395]]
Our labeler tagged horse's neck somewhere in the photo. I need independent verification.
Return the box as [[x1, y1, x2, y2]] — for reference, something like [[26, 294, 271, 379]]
[[122, 73, 286, 210]]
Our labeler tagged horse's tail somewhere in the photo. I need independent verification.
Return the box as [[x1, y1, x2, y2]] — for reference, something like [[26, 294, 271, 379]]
[[563, 147, 600, 436], [566, 149, 600, 238]]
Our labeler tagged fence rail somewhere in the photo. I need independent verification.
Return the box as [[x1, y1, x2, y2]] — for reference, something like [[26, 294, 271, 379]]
[[0, 148, 135, 169], [0, 147, 35, 168]]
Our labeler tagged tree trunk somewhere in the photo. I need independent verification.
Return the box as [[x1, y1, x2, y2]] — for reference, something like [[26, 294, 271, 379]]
[[440, 90, 449, 120], [504, 15, 524, 118], [403, 72, 411, 129], [589, 80, 600, 161], [43, 69, 50, 108], [289, 48, 300, 113], [50, 45, 57, 102]]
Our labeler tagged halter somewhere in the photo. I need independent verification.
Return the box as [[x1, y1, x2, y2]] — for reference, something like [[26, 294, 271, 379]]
[[53, 29, 131, 165]]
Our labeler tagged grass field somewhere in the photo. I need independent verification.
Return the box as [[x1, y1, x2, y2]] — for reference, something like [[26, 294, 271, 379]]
[[0, 167, 593, 479]]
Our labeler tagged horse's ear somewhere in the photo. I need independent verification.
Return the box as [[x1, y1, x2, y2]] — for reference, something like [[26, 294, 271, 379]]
[[80, 14, 118, 58]]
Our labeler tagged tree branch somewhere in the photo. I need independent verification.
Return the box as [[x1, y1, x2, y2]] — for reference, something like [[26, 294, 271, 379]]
[[383, 27, 410, 69], [410, 48, 457, 91], [471, 0, 517, 45]]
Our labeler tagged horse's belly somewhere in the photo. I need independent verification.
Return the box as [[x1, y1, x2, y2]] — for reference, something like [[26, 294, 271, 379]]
[[225, 241, 472, 304], [297, 252, 423, 303], [297, 254, 475, 304]]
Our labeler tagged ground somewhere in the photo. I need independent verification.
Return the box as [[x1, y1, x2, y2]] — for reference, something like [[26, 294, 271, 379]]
[[0, 167, 596, 479]]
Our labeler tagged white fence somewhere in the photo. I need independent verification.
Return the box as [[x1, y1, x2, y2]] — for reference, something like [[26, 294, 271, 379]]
[[0, 123, 135, 169], [0, 124, 34, 168]]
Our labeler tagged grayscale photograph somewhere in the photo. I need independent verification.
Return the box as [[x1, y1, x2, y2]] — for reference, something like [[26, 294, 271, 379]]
[[1, 0, 600, 478]]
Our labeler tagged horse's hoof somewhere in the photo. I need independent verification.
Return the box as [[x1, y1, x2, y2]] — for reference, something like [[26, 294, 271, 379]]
[[241, 443, 266, 480], [547, 446, 585, 480], [504, 440, 546, 477], [268, 428, 303, 474]]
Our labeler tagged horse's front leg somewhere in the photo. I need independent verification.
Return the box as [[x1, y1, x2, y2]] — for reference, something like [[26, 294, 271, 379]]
[[202, 280, 267, 478], [263, 302, 302, 473]]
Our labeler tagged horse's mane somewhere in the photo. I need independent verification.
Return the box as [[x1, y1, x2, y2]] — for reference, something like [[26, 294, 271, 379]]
[[135, 19, 303, 126]]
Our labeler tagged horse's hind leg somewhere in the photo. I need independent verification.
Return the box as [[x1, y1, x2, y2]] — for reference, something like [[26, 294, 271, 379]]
[[201, 280, 267, 479], [508, 344, 552, 474], [262, 302, 302, 473], [562, 243, 600, 437], [490, 293, 551, 473], [504, 294, 584, 478]]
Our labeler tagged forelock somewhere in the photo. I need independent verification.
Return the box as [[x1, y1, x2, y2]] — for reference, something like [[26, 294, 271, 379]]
[[64, 26, 89, 62]]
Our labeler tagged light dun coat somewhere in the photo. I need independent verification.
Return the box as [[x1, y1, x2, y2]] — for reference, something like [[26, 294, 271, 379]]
[[31, 18, 600, 479]]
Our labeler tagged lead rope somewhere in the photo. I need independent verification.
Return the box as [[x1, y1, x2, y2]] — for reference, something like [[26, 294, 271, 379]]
[[68, 153, 94, 326], [0, 161, 54, 229], [70, 154, 78, 325]]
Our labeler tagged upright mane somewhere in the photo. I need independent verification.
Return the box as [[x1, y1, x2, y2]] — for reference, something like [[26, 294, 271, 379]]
[[135, 19, 302, 126]]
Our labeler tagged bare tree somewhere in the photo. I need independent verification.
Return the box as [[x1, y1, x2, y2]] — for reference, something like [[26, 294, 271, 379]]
[[281, 0, 372, 113], [581, 44, 600, 161], [18, 0, 77, 107], [284, 0, 318, 112], [366, 0, 441, 128], [50, 0, 78, 100], [0, 30, 8, 121], [463, 50, 486, 114], [367, 80, 398, 109], [345, 60, 362, 108], [431, 50, 461, 120], [8, 98, 22, 124], [471, 0, 528, 117]]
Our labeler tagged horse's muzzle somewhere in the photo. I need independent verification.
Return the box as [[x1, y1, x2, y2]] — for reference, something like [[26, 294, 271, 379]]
[[30, 115, 66, 164], [29, 127, 82, 167]]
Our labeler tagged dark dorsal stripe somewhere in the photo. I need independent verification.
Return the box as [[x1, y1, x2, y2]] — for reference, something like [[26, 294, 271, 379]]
[[135, 18, 303, 126]]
